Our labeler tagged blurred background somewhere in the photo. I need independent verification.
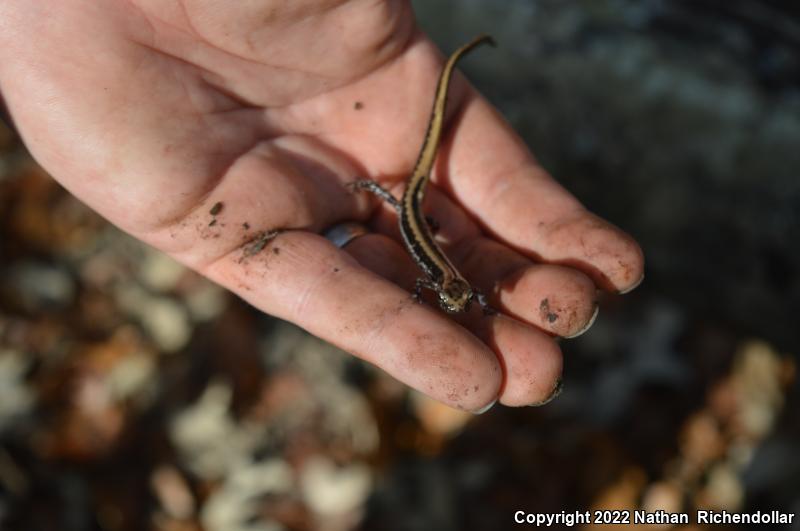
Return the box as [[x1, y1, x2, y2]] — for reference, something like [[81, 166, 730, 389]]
[[1, 0, 798, 530]]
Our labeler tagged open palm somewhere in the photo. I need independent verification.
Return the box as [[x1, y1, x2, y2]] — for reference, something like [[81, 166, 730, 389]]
[[0, 0, 643, 411]]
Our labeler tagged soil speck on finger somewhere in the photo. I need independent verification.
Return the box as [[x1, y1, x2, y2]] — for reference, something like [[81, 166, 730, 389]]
[[240, 230, 280, 262], [540, 298, 559, 323]]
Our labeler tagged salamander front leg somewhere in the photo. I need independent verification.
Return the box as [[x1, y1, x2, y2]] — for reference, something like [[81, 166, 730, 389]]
[[425, 215, 440, 235], [413, 277, 438, 304], [347, 180, 400, 210], [474, 289, 496, 316]]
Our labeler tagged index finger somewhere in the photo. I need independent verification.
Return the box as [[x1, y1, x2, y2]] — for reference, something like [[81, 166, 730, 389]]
[[436, 93, 645, 293]]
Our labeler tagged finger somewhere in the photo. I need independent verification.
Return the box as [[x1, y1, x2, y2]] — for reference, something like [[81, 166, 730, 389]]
[[435, 94, 645, 293], [470, 314, 563, 407], [202, 229, 501, 412], [344, 233, 564, 407], [452, 238, 599, 338], [368, 184, 599, 337]]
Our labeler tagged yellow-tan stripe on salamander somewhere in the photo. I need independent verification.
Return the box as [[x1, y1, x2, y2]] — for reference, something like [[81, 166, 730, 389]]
[[349, 34, 495, 314]]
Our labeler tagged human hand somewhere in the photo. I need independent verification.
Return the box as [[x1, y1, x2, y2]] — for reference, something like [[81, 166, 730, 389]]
[[0, 0, 643, 411]]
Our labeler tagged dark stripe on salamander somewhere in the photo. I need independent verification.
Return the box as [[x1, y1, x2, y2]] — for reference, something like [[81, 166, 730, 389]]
[[396, 35, 495, 309]]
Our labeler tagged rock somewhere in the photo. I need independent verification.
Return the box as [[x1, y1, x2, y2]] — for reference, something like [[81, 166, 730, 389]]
[[184, 283, 227, 322], [700, 463, 744, 511], [0, 349, 35, 432], [138, 297, 192, 353], [170, 381, 257, 479], [151, 465, 195, 519], [139, 251, 186, 293], [201, 459, 292, 531], [300, 456, 371, 517], [115, 284, 191, 352], [641, 481, 683, 518], [4, 261, 76, 311]]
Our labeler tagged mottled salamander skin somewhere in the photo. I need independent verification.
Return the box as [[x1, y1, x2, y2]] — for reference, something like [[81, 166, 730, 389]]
[[350, 35, 495, 314]]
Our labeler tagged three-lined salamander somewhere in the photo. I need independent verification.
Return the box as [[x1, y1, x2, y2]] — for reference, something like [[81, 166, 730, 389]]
[[350, 35, 495, 314]]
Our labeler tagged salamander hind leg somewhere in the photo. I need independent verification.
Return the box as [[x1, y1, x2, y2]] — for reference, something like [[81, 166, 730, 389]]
[[425, 215, 440, 234], [346, 180, 400, 209]]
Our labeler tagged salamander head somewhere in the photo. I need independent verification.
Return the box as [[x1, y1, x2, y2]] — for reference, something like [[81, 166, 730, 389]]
[[438, 278, 473, 314]]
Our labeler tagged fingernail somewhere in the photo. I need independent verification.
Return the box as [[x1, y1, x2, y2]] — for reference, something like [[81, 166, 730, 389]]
[[471, 399, 497, 415], [618, 273, 644, 295], [529, 378, 563, 407], [563, 303, 599, 339]]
